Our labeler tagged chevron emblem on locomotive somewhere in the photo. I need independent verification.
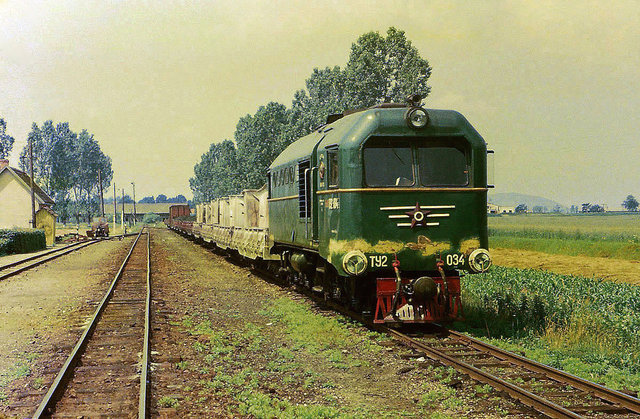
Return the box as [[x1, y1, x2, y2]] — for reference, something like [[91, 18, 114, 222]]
[[380, 203, 454, 228], [169, 94, 493, 325]]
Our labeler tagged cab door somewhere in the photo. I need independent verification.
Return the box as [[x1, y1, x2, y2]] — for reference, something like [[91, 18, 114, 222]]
[[315, 145, 339, 245]]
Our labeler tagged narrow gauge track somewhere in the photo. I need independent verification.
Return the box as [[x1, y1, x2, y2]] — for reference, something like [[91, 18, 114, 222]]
[[245, 261, 640, 419], [0, 240, 98, 281], [0, 233, 141, 282], [33, 229, 152, 418], [386, 327, 640, 419]]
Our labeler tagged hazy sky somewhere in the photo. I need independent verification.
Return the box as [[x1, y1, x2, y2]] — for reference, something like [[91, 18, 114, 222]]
[[1, 0, 639, 208]]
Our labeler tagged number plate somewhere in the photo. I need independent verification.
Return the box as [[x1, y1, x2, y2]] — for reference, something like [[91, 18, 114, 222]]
[[446, 254, 465, 267]]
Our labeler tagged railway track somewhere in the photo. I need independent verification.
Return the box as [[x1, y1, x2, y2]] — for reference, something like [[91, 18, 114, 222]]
[[278, 278, 640, 418], [385, 327, 640, 419], [0, 239, 99, 281], [32, 229, 152, 418]]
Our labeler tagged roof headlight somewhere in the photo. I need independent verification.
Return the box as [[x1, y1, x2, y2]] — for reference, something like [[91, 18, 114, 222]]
[[468, 248, 492, 273], [406, 107, 429, 129]]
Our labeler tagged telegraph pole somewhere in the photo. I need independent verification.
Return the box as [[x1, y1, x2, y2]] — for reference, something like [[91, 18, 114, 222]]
[[29, 136, 36, 228], [131, 182, 136, 225], [113, 183, 117, 224], [98, 169, 105, 217], [121, 188, 125, 232]]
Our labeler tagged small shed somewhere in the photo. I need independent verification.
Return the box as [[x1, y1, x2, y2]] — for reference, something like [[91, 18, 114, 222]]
[[36, 206, 57, 246]]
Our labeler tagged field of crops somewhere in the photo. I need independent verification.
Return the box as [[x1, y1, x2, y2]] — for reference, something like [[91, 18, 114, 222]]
[[459, 266, 640, 391], [489, 213, 640, 259]]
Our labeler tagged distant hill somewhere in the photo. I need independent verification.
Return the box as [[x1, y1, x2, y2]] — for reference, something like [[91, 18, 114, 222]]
[[488, 192, 567, 211]]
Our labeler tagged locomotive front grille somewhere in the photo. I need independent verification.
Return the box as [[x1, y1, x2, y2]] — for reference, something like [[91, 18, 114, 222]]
[[380, 205, 455, 228]]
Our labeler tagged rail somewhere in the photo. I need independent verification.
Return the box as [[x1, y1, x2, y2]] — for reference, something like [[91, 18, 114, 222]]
[[32, 229, 151, 418], [0, 232, 140, 282], [0, 240, 98, 281], [444, 328, 640, 416]]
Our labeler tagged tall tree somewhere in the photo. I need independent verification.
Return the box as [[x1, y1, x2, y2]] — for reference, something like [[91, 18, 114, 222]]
[[20, 122, 112, 223], [68, 129, 112, 222], [345, 27, 432, 108], [190, 140, 242, 202], [190, 26, 434, 201], [0, 117, 15, 159], [235, 102, 289, 189], [285, 66, 349, 144], [622, 195, 639, 211]]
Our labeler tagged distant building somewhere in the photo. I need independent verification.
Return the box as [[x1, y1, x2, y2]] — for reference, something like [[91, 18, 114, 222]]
[[104, 202, 174, 222], [0, 159, 56, 233], [487, 203, 516, 214]]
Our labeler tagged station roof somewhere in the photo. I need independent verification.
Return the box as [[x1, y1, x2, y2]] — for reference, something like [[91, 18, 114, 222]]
[[0, 165, 55, 205]]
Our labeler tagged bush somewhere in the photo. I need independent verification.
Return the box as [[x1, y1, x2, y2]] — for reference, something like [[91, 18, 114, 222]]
[[142, 213, 162, 224], [0, 229, 47, 256]]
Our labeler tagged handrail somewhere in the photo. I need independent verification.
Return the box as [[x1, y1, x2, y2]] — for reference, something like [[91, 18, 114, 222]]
[[304, 168, 310, 239]]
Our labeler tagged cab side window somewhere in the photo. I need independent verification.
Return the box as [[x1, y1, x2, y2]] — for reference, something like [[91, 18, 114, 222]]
[[327, 150, 338, 188]]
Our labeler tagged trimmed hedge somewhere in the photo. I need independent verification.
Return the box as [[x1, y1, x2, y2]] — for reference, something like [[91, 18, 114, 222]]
[[0, 229, 47, 256]]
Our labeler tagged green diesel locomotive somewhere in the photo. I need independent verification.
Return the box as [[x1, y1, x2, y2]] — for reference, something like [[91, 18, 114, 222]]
[[174, 97, 492, 324]]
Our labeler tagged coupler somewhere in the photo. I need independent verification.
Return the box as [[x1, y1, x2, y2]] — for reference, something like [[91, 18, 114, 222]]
[[373, 258, 462, 323]]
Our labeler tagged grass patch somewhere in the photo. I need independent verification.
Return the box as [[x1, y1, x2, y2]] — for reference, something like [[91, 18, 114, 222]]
[[489, 213, 640, 239], [237, 390, 345, 418], [261, 297, 382, 365], [459, 266, 640, 391], [490, 235, 640, 260], [488, 213, 640, 259], [0, 355, 34, 396]]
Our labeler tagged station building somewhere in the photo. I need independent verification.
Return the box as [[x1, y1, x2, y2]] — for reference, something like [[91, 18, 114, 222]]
[[0, 159, 57, 244]]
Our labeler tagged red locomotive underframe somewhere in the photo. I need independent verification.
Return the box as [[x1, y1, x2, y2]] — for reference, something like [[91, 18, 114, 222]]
[[374, 276, 462, 323]]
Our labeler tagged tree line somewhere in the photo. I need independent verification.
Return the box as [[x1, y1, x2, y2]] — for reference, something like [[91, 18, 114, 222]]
[[104, 194, 188, 204], [514, 195, 639, 214], [190, 27, 432, 203], [8, 120, 112, 223]]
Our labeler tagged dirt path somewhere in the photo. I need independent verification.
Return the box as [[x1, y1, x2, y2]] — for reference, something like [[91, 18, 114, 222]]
[[148, 228, 538, 418], [0, 237, 134, 417], [492, 247, 640, 284]]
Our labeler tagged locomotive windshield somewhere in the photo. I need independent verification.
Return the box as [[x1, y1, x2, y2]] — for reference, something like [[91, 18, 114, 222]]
[[363, 139, 413, 186], [418, 145, 468, 186], [363, 136, 469, 187]]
